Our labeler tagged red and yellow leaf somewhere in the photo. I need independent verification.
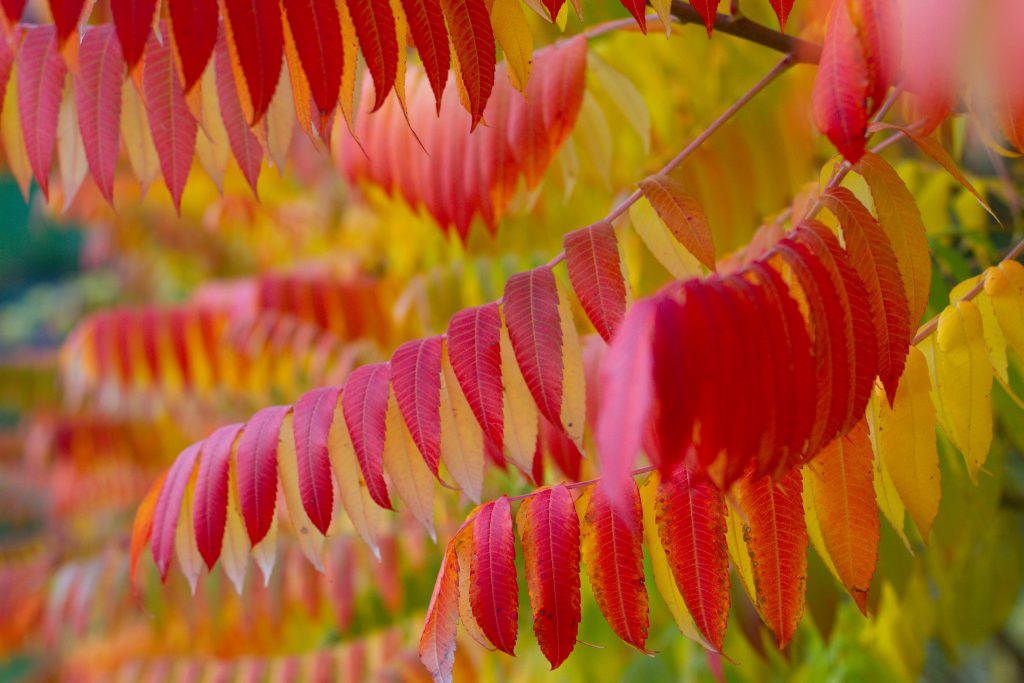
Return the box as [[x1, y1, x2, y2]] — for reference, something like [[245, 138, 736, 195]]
[[516, 484, 582, 669], [446, 303, 504, 447], [390, 336, 444, 477], [292, 386, 341, 535], [192, 423, 244, 570], [150, 442, 202, 581], [419, 535, 460, 683], [214, 31, 263, 196], [282, 0, 343, 118], [470, 496, 518, 655], [440, 0, 494, 128], [341, 363, 393, 509], [581, 479, 649, 652], [638, 174, 717, 271], [130, 471, 167, 596], [655, 467, 730, 651], [349, 0, 399, 112], [235, 405, 289, 546], [564, 221, 628, 342], [47, 0, 85, 46], [223, 0, 284, 122]]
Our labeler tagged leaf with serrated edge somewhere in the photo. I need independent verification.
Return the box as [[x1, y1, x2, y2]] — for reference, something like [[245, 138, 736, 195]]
[[384, 389, 437, 537], [470, 496, 518, 654]]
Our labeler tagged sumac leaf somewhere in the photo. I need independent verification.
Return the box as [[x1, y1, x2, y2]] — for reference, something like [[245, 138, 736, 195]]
[[564, 221, 628, 341], [75, 25, 123, 205], [17, 25, 65, 198], [223, 0, 284, 122], [446, 304, 504, 447], [111, 0, 158, 68], [341, 363, 393, 509], [292, 386, 342, 534], [168, 0, 219, 92], [236, 405, 290, 545], [193, 423, 245, 570], [470, 497, 518, 655], [390, 336, 444, 477]]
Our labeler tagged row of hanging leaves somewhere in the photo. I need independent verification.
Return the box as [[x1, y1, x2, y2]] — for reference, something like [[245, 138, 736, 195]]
[[0, 0, 797, 213]]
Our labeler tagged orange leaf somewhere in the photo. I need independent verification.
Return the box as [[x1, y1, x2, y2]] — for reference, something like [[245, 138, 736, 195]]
[[638, 174, 717, 271], [439, 0, 494, 129]]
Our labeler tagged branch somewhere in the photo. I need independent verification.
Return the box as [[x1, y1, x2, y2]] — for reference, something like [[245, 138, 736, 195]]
[[669, 1, 822, 64]]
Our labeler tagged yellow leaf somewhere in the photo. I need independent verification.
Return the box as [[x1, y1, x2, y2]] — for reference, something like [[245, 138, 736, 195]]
[[194, 62, 230, 191], [487, 0, 533, 93], [390, 0, 410, 114], [985, 261, 1024, 360], [328, 400, 387, 558], [650, 0, 673, 36], [57, 82, 87, 210], [629, 197, 704, 279], [725, 497, 760, 618], [264, 61, 295, 171], [439, 342, 485, 502], [337, 0, 360, 132], [589, 54, 650, 154], [557, 279, 586, 449], [174, 466, 203, 594], [121, 80, 160, 194], [933, 301, 993, 481], [498, 317, 539, 474], [277, 412, 327, 570], [384, 390, 437, 538], [573, 92, 612, 189], [456, 527, 495, 650], [2, 72, 32, 199], [251, 514, 278, 585], [866, 392, 912, 551], [639, 472, 715, 650], [222, 445, 251, 594], [952, 277, 1009, 386], [876, 347, 940, 542], [801, 466, 840, 580]]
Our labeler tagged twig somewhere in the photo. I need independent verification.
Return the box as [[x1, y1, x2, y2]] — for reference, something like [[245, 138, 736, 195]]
[[670, 1, 822, 64]]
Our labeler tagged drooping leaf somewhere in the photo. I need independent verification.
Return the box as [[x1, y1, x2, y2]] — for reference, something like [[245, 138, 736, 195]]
[[617, 0, 647, 33], [876, 346, 940, 542], [563, 221, 628, 342], [689, 1, 722, 36], [498, 318, 540, 474], [629, 197, 704, 279], [75, 25, 123, 205], [446, 303, 504, 447], [419, 534, 460, 683], [192, 423, 245, 571], [855, 152, 932, 328], [986, 261, 1024, 360], [56, 80, 87, 208], [142, 25, 198, 211], [556, 279, 586, 449], [440, 0, 495, 128], [121, 79, 160, 192], [503, 267, 564, 431], [487, 0, 532, 93], [803, 418, 879, 614], [596, 298, 655, 513], [223, 0, 284, 122], [282, 0, 343, 118], [292, 386, 341, 535], [655, 467, 730, 651], [848, 0, 900, 113], [734, 467, 808, 648], [516, 484, 581, 669], [151, 443, 202, 581], [328, 400, 387, 557], [812, 0, 868, 162], [111, 0, 157, 68], [130, 471, 167, 597], [770, 0, 794, 31], [638, 174, 717, 271], [470, 496, 518, 655], [221, 447, 251, 593], [277, 411, 327, 569], [400, 0, 450, 110], [383, 390, 437, 536], [439, 342, 485, 502], [1, 0, 24, 24], [581, 479, 649, 652], [168, 0, 219, 92], [822, 187, 910, 404], [17, 25, 66, 198], [342, 363, 393, 509], [214, 31, 263, 196], [349, 0, 399, 112], [235, 405, 290, 546], [390, 336, 444, 477]]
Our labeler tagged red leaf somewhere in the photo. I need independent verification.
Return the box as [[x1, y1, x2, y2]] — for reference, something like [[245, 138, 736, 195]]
[[446, 303, 504, 447], [516, 484, 581, 669], [223, 0, 284, 122], [812, 0, 868, 162], [75, 25, 123, 205], [540, 414, 582, 481], [236, 405, 290, 545], [793, 222, 878, 433], [439, 0, 494, 128], [420, 534, 460, 683], [400, 0, 450, 111], [638, 174, 717, 271], [349, 0, 398, 112], [111, 0, 158, 68], [130, 471, 167, 597], [390, 336, 444, 477], [849, 0, 900, 114], [689, 1, 722, 36], [292, 386, 341, 534], [142, 24, 198, 212], [282, 0, 343, 117], [564, 221, 627, 342], [470, 496, 518, 655], [150, 442, 202, 581], [769, 0, 794, 32], [193, 423, 244, 570], [821, 188, 910, 404], [0, 29, 13, 113], [735, 467, 808, 648], [541, 0, 566, 22], [168, 0, 219, 93], [503, 267, 564, 429], [215, 32, 263, 196], [18, 25, 66, 198], [805, 418, 879, 614], [656, 467, 730, 651], [596, 298, 655, 512], [581, 479, 649, 652], [618, 0, 648, 33], [1, 0, 25, 24], [341, 363, 393, 509], [48, 0, 85, 45]]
